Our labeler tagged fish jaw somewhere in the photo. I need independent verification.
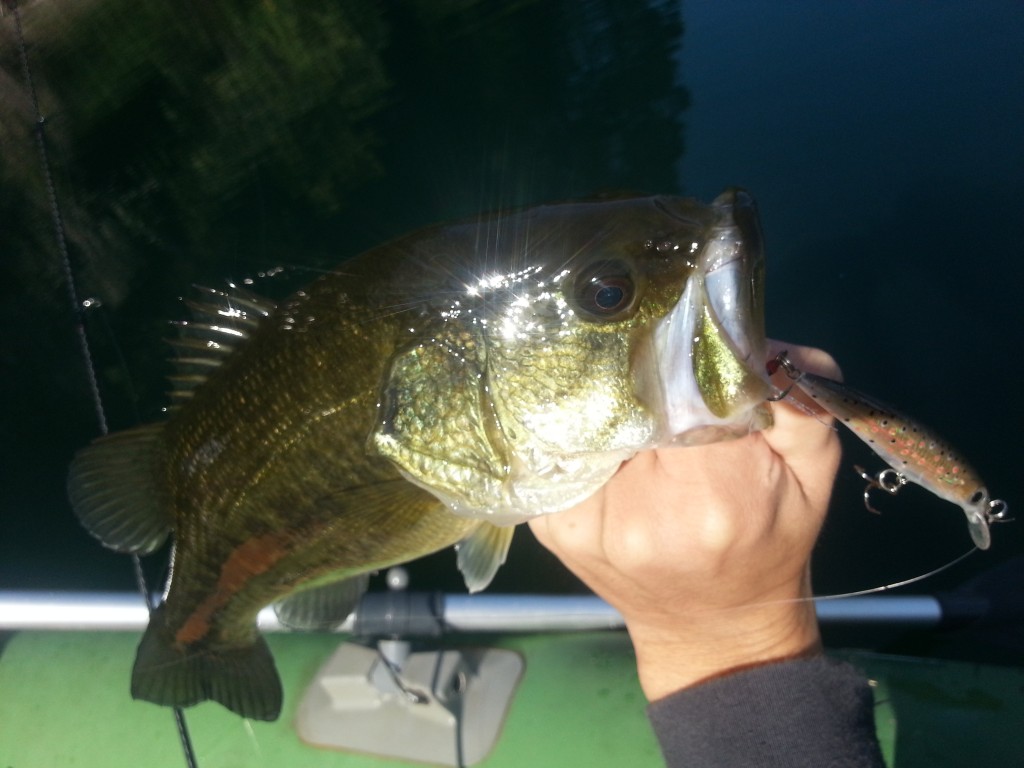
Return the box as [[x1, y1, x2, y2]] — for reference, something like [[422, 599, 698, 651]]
[[642, 188, 773, 444], [394, 452, 633, 528]]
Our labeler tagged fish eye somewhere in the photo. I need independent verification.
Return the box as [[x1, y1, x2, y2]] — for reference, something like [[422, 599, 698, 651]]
[[573, 261, 636, 319]]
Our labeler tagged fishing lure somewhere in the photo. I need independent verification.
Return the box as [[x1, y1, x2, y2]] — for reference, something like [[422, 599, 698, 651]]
[[768, 352, 1009, 549]]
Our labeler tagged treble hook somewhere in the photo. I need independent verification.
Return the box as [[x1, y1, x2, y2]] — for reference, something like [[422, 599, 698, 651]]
[[853, 464, 907, 514], [766, 350, 802, 401]]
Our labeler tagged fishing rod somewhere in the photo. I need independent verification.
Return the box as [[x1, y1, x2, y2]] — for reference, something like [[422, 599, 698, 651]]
[[6, 3, 199, 766]]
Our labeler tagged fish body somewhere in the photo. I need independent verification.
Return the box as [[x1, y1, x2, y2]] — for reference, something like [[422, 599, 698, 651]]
[[785, 366, 1000, 549], [68, 190, 772, 719]]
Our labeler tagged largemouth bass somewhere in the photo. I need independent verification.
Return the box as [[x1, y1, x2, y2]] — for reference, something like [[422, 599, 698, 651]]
[[68, 189, 772, 720]]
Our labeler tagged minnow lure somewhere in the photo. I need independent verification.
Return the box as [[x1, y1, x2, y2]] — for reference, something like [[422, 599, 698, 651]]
[[768, 352, 1009, 549]]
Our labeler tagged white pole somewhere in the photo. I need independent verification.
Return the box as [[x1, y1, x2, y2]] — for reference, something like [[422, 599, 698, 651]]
[[0, 590, 944, 633]]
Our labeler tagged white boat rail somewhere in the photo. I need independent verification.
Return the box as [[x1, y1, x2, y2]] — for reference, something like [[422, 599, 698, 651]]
[[0, 590, 944, 633]]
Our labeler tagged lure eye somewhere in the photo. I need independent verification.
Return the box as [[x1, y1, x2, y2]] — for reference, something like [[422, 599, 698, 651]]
[[574, 261, 636, 319]]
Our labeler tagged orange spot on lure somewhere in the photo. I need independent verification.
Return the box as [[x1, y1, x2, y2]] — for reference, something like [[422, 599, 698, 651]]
[[768, 352, 1008, 549]]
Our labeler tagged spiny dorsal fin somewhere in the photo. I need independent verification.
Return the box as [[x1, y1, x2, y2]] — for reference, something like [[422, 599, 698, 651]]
[[165, 284, 276, 410]]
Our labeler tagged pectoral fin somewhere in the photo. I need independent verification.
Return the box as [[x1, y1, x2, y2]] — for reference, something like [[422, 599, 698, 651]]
[[456, 523, 515, 593]]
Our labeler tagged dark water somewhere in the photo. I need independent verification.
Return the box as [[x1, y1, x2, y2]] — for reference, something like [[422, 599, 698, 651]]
[[1, 0, 1022, 627]]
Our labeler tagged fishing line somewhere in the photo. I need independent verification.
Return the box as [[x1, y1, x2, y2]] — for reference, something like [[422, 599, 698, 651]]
[[708, 545, 979, 619], [807, 546, 978, 603], [7, 3, 198, 766], [240, 720, 266, 764], [86, 298, 144, 424]]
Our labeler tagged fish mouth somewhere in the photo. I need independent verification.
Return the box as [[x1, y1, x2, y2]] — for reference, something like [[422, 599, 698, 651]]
[[647, 188, 773, 444]]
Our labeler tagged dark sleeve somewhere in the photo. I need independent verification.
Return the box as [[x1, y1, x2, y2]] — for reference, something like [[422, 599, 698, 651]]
[[646, 656, 887, 768]]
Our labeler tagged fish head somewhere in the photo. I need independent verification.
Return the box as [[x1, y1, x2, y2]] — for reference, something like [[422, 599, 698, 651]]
[[371, 189, 772, 523]]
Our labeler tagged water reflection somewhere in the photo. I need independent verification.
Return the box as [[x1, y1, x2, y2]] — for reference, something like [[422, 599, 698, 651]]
[[6, 0, 1021, 612], [0, 0, 688, 589]]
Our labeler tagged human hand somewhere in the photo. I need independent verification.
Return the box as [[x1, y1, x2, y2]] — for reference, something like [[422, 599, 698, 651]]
[[529, 341, 842, 701]]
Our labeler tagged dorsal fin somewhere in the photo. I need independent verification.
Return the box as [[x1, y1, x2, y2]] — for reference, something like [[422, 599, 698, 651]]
[[165, 284, 276, 410]]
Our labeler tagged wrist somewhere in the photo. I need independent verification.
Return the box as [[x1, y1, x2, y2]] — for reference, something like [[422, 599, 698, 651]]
[[628, 599, 822, 702]]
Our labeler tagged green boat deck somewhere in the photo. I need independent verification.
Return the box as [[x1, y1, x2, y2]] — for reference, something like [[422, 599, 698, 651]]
[[1, 630, 1020, 767]]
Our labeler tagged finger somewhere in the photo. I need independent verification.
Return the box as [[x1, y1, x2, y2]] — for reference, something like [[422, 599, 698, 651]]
[[767, 396, 838, 457]]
